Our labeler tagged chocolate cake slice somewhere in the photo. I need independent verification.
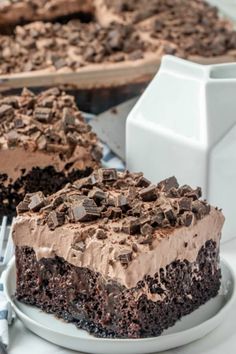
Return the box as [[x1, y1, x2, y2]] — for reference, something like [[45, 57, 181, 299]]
[[13, 169, 224, 338], [0, 88, 102, 218]]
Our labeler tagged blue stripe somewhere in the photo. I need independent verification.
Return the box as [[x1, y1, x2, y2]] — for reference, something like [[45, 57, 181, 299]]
[[0, 310, 7, 320], [0, 284, 3, 292]]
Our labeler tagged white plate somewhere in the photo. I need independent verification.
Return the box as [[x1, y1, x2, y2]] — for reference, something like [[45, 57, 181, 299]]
[[3, 257, 235, 354]]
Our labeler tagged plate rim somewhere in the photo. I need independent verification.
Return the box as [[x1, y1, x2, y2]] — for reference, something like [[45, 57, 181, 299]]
[[3, 256, 236, 344]]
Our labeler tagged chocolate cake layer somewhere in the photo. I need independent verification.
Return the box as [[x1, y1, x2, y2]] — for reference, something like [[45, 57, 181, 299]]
[[15, 240, 221, 338], [13, 170, 224, 337], [0, 88, 101, 217], [0, 0, 236, 75]]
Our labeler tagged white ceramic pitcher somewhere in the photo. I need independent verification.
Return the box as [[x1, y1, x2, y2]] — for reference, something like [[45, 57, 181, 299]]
[[126, 55, 236, 243]]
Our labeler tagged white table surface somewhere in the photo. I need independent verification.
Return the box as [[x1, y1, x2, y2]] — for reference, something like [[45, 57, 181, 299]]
[[8, 237, 236, 354]]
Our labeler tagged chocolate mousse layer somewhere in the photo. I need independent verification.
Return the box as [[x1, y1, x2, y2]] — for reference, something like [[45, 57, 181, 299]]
[[14, 170, 224, 338], [0, 88, 102, 217]]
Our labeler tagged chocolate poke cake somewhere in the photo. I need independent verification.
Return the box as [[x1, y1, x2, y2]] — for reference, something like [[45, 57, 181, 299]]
[[13, 170, 225, 338], [0, 88, 102, 218], [0, 0, 236, 82]]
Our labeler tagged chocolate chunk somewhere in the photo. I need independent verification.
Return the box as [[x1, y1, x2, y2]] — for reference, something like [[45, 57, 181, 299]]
[[132, 243, 138, 252], [122, 217, 140, 235], [95, 229, 108, 240], [192, 200, 210, 219], [69, 198, 100, 222], [47, 210, 65, 230], [88, 188, 107, 201], [98, 168, 118, 182], [150, 208, 165, 226], [138, 234, 153, 245], [140, 223, 154, 236], [158, 176, 179, 192], [178, 197, 192, 213], [117, 250, 132, 265], [52, 196, 64, 208], [62, 108, 75, 131], [107, 193, 128, 207], [34, 107, 52, 123], [0, 104, 14, 119], [136, 176, 151, 188], [163, 206, 176, 226], [131, 202, 142, 216], [28, 192, 46, 212], [5, 130, 19, 147], [128, 49, 143, 60], [91, 145, 103, 162], [181, 212, 194, 227], [108, 29, 123, 49], [139, 185, 158, 201], [186, 187, 202, 200], [14, 118, 25, 128]]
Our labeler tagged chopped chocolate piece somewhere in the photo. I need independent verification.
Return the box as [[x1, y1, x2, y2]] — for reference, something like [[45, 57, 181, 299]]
[[136, 176, 151, 188], [192, 200, 210, 219], [158, 176, 179, 192], [14, 118, 25, 129], [62, 108, 75, 131], [69, 198, 100, 222], [52, 196, 64, 208], [96, 229, 108, 240], [186, 187, 202, 200], [0, 104, 14, 119], [140, 223, 153, 236], [34, 107, 53, 123], [98, 168, 118, 182], [163, 206, 176, 226], [88, 188, 107, 201], [181, 212, 194, 227], [47, 210, 65, 230], [138, 234, 153, 245], [139, 185, 158, 202], [131, 202, 142, 216], [117, 250, 132, 265], [107, 193, 128, 207], [132, 243, 138, 252], [179, 185, 194, 197], [28, 192, 45, 212], [5, 130, 19, 147], [178, 197, 192, 213], [150, 208, 165, 226], [122, 217, 140, 235]]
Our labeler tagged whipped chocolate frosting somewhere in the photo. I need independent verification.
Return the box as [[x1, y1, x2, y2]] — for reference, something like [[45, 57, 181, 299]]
[[0, 88, 101, 181], [13, 170, 225, 289]]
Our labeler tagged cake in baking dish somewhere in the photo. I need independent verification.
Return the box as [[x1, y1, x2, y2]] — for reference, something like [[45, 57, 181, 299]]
[[0, 88, 102, 217], [0, 0, 236, 76], [13, 169, 224, 338]]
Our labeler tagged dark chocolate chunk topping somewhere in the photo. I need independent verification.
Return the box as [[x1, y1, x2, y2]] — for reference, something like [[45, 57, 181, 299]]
[[139, 185, 158, 202], [34, 107, 52, 123], [117, 250, 132, 265], [158, 176, 179, 192], [17, 170, 213, 239], [28, 192, 46, 211]]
